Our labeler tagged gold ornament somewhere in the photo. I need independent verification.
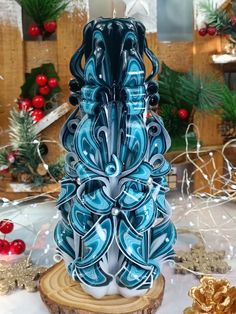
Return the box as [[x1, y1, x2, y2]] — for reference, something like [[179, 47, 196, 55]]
[[36, 163, 48, 176], [0, 257, 46, 295], [184, 276, 236, 314]]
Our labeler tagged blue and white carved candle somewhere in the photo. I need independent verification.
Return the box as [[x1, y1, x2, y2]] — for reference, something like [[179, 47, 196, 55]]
[[54, 18, 176, 299]]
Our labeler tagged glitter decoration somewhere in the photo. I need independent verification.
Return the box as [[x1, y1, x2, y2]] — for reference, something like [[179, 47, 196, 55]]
[[0, 257, 46, 295], [184, 276, 236, 314]]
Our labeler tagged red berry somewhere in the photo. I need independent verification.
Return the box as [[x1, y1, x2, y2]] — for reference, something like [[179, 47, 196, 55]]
[[36, 74, 48, 86], [18, 98, 32, 111], [0, 240, 10, 254], [48, 77, 58, 88], [10, 239, 26, 255], [178, 108, 189, 120], [7, 152, 16, 164], [207, 27, 217, 36], [198, 28, 207, 37], [39, 85, 50, 96], [0, 166, 9, 175], [231, 16, 236, 25], [44, 21, 57, 33], [32, 95, 45, 108], [0, 219, 14, 234], [31, 109, 45, 122], [28, 24, 41, 37]]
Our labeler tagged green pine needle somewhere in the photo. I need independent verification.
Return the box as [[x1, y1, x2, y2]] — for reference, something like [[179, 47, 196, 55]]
[[0, 149, 8, 166], [48, 158, 64, 181], [158, 63, 184, 106], [220, 86, 236, 124], [9, 109, 40, 173], [199, 1, 230, 30], [16, 0, 69, 25], [178, 73, 224, 111]]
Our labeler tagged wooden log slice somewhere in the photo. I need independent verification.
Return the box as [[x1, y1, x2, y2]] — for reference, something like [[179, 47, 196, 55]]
[[39, 261, 165, 314]]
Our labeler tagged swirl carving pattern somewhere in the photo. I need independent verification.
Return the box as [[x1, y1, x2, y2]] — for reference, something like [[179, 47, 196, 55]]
[[55, 18, 176, 299]]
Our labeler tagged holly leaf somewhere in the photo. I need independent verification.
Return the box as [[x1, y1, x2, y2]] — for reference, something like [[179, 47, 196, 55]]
[[20, 63, 61, 101]]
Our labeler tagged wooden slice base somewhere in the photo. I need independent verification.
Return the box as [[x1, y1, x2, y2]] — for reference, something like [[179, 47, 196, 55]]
[[39, 261, 165, 314]]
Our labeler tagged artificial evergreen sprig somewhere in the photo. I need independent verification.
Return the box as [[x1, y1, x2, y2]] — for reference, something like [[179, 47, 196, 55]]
[[178, 73, 224, 111], [220, 86, 236, 124], [199, 0, 236, 39], [200, 1, 230, 30], [9, 109, 40, 173], [16, 0, 69, 26]]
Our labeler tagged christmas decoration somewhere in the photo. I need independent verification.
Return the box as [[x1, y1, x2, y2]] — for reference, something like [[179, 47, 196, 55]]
[[48, 158, 64, 181], [19, 63, 61, 114], [31, 109, 45, 122], [198, 27, 207, 36], [9, 109, 40, 178], [199, 1, 236, 44], [207, 26, 217, 36], [16, 0, 68, 39], [158, 63, 192, 138], [175, 245, 231, 278], [231, 15, 236, 26], [10, 239, 26, 255], [219, 120, 236, 141], [19, 173, 32, 183], [48, 77, 58, 88], [0, 218, 26, 256], [39, 85, 50, 96], [0, 240, 10, 255], [28, 24, 41, 37], [7, 151, 17, 164], [18, 98, 32, 111], [0, 219, 14, 234], [32, 95, 45, 108], [178, 108, 189, 120], [0, 257, 46, 295], [44, 21, 57, 33], [35, 74, 48, 87], [36, 163, 48, 176], [0, 107, 64, 185], [184, 277, 236, 314], [0, 166, 9, 175], [220, 86, 236, 125], [55, 18, 176, 299]]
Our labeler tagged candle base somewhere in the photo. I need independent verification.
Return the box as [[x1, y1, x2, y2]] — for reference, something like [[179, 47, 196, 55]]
[[39, 261, 165, 314]]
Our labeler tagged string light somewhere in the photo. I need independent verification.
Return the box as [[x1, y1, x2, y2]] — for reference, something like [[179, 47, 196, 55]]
[[0, 122, 235, 278]]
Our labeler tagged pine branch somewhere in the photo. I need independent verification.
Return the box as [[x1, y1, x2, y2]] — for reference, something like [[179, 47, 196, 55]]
[[48, 158, 64, 181], [0, 149, 7, 166], [199, 1, 230, 30], [158, 63, 184, 106], [16, 0, 69, 25], [178, 73, 224, 110], [221, 86, 236, 124], [9, 109, 40, 173], [159, 104, 187, 136]]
